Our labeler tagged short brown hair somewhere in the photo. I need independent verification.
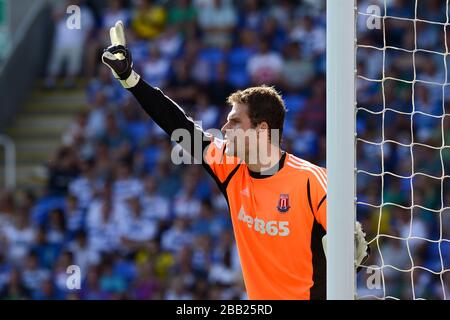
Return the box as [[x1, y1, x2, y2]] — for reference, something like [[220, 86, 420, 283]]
[[227, 86, 287, 143]]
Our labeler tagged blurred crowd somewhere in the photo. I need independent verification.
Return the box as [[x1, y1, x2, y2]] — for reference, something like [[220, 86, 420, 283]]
[[0, 0, 447, 300]]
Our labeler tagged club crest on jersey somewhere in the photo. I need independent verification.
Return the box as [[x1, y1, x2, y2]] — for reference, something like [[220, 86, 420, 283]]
[[277, 194, 290, 213]]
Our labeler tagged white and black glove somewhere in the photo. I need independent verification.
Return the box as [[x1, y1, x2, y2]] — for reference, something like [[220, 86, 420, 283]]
[[101, 20, 140, 89], [322, 221, 370, 272], [354, 221, 369, 271]]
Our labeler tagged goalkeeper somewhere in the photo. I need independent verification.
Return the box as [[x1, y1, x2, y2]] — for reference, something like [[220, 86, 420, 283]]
[[102, 21, 368, 300]]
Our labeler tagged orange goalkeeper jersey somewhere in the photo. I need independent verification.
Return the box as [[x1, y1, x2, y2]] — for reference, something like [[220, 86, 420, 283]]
[[204, 138, 327, 300]]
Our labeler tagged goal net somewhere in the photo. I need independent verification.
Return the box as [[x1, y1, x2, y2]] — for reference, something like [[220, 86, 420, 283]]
[[327, 0, 450, 300], [355, 0, 450, 300]]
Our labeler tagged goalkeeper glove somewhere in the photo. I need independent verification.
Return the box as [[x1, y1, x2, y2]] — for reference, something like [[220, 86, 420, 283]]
[[101, 20, 140, 89], [321, 221, 369, 271], [354, 221, 370, 271]]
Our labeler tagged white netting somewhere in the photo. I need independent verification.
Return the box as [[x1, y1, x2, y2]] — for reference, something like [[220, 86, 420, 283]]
[[355, 0, 450, 300]]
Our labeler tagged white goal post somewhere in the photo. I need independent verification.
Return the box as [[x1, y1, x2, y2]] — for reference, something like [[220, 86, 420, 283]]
[[326, 0, 357, 300], [327, 0, 450, 300]]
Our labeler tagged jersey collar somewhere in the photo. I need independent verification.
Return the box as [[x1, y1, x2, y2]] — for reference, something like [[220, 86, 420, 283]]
[[248, 151, 286, 179]]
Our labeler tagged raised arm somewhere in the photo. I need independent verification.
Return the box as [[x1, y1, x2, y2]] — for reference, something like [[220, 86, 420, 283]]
[[101, 21, 210, 161]]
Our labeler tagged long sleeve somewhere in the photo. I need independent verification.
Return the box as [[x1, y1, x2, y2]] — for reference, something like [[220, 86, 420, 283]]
[[128, 79, 242, 194], [128, 79, 211, 162]]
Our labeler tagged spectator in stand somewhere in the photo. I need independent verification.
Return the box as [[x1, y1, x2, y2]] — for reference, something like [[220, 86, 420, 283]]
[[131, 0, 167, 40], [140, 174, 170, 223], [119, 196, 157, 252], [47, 147, 80, 197], [141, 46, 171, 89], [168, 0, 197, 38], [45, 0, 95, 88], [2, 208, 35, 266], [0, 269, 31, 300], [196, 0, 237, 48], [247, 39, 284, 86]]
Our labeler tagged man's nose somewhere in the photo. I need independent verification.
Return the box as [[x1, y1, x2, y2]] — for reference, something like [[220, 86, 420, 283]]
[[221, 123, 230, 136]]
